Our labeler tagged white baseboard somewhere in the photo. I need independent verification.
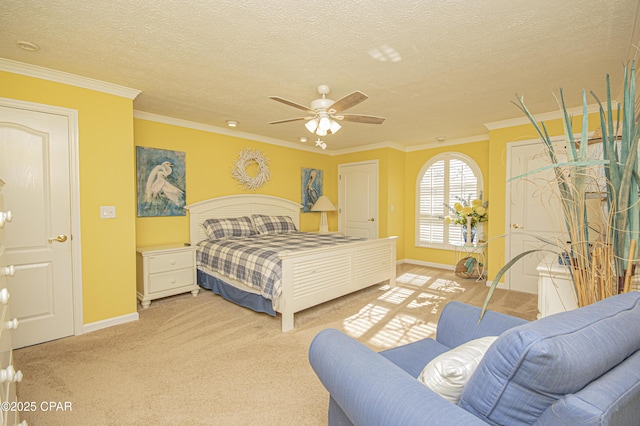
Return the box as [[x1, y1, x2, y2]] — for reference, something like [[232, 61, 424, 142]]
[[83, 312, 139, 334]]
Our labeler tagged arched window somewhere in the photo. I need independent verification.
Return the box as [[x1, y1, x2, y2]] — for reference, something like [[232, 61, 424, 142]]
[[416, 153, 483, 247]]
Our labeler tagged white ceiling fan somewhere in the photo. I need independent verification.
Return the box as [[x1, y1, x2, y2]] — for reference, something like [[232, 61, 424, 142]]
[[268, 85, 385, 137]]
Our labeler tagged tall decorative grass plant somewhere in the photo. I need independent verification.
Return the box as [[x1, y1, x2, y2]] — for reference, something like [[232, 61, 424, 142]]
[[481, 63, 640, 318]]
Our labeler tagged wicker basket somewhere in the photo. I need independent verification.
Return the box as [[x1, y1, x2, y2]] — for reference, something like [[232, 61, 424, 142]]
[[455, 256, 481, 279]]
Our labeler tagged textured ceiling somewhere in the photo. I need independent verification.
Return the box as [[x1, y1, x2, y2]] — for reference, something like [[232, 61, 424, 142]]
[[1, 0, 639, 151]]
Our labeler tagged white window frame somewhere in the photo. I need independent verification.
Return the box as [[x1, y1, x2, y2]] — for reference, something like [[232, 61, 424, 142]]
[[415, 152, 483, 249]]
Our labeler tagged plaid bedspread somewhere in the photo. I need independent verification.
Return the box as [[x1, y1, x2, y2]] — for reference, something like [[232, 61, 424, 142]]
[[196, 232, 365, 303]]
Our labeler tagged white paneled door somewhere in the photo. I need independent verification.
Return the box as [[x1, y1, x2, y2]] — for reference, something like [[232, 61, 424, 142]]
[[0, 103, 76, 348], [338, 161, 378, 238], [506, 139, 568, 294]]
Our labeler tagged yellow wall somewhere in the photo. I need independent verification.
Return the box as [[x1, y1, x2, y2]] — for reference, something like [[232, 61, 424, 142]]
[[134, 118, 337, 246], [0, 71, 138, 324], [403, 140, 490, 265], [2, 67, 604, 326]]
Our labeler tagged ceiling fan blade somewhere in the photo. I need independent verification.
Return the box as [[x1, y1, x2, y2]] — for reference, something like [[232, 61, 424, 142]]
[[329, 91, 368, 113], [337, 114, 385, 125], [268, 117, 311, 124], [269, 96, 315, 114]]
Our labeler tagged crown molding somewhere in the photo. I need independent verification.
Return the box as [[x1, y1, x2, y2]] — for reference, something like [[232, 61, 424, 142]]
[[329, 141, 406, 156], [484, 103, 606, 131], [405, 134, 488, 152], [133, 110, 326, 154], [135, 110, 492, 155], [0, 58, 141, 100]]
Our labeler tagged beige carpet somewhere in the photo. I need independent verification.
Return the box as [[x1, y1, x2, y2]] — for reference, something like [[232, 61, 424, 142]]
[[14, 264, 537, 425]]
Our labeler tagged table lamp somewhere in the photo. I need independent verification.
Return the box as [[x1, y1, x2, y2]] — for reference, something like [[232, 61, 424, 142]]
[[311, 196, 336, 233]]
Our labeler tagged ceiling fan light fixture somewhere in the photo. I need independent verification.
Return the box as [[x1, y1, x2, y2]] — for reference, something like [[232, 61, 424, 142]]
[[329, 120, 341, 134], [316, 128, 328, 137], [305, 118, 319, 133], [318, 115, 332, 132]]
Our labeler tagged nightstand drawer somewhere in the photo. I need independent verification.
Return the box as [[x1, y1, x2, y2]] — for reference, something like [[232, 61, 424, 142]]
[[148, 268, 195, 294], [148, 251, 194, 274]]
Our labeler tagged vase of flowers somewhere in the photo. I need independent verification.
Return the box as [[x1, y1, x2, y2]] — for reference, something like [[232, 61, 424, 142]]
[[445, 196, 488, 244], [463, 216, 476, 243]]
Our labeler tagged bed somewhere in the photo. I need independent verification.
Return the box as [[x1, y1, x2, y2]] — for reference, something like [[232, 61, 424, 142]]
[[186, 194, 397, 331]]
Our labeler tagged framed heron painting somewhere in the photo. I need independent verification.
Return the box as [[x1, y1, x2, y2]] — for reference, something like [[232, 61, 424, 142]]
[[301, 168, 323, 212], [136, 146, 186, 217]]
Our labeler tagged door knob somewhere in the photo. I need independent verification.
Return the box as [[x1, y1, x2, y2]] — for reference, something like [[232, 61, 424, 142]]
[[48, 234, 68, 243], [512, 224, 524, 229], [367, 218, 375, 222]]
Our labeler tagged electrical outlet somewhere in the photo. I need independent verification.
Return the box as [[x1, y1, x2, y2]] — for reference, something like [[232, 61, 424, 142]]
[[100, 206, 116, 219]]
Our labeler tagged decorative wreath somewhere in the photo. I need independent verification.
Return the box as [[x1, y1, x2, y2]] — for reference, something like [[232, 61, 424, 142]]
[[231, 148, 271, 191]]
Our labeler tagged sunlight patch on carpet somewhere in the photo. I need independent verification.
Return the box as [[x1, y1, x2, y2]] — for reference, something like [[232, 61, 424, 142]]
[[368, 314, 436, 348], [343, 303, 390, 337], [407, 292, 445, 310], [428, 278, 465, 293], [377, 286, 415, 304], [396, 272, 431, 286]]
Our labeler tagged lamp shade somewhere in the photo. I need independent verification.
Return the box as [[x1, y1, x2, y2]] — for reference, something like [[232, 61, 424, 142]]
[[311, 196, 336, 233], [311, 196, 336, 212]]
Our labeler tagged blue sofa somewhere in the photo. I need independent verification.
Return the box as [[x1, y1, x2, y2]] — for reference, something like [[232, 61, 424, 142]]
[[309, 292, 640, 425]]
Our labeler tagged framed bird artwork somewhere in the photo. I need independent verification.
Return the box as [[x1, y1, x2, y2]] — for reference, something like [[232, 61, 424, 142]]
[[136, 146, 186, 217], [301, 168, 323, 212]]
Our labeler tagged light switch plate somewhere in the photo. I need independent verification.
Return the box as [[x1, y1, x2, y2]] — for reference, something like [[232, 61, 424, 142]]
[[100, 206, 116, 218]]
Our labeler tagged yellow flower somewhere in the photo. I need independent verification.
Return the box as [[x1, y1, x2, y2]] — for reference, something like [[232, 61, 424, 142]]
[[444, 216, 452, 224], [461, 206, 473, 215], [453, 203, 463, 212], [471, 199, 483, 208], [475, 206, 486, 216]]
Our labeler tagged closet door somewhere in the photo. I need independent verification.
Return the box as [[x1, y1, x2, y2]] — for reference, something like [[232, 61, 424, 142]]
[[338, 161, 379, 238], [0, 105, 75, 348]]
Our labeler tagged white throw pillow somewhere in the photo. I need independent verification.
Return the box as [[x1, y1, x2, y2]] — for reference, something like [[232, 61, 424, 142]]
[[418, 336, 498, 403]]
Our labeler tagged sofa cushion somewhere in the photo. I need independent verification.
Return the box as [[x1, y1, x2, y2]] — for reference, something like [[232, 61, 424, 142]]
[[418, 336, 497, 403], [458, 292, 640, 425], [535, 349, 640, 425], [380, 337, 450, 378]]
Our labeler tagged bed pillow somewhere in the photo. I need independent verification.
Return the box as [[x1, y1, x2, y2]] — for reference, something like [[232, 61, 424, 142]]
[[417, 336, 498, 403], [252, 214, 297, 234], [202, 216, 256, 241]]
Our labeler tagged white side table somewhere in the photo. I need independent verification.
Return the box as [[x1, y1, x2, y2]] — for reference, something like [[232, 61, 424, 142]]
[[136, 244, 200, 308]]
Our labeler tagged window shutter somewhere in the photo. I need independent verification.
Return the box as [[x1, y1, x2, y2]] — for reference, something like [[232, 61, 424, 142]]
[[418, 156, 480, 246], [418, 160, 445, 244]]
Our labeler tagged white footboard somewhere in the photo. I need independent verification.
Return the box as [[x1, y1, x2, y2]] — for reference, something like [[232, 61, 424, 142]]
[[278, 236, 397, 331]]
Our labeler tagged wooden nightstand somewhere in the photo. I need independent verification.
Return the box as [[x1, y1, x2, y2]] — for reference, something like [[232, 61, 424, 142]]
[[136, 244, 200, 308]]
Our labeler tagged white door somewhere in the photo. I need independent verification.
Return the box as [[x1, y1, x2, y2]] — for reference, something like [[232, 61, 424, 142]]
[[0, 104, 75, 348], [338, 161, 378, 238], [506, 139, 567, 294]]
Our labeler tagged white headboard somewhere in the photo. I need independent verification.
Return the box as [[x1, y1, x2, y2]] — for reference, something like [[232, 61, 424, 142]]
[[185, 194, 303, 244]]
